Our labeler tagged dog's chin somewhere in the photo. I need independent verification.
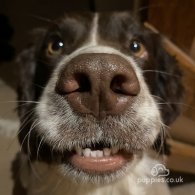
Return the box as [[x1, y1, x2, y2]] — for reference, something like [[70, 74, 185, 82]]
[[57, 147, 142, 184]]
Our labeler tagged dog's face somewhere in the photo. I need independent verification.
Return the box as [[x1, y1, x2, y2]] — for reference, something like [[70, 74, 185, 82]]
[[17, 12, 182, 184]]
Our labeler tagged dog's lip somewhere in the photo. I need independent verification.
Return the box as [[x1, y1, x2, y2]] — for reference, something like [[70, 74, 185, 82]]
[[69, 151, 133, 173]]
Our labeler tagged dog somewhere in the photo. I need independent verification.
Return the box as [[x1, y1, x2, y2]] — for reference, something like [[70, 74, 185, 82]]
[[12, 12, 183, 195]]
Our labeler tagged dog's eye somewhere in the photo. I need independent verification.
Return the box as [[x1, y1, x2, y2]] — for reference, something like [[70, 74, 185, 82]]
[[129, 40, 147, 58], [47, 35, 64, 56]]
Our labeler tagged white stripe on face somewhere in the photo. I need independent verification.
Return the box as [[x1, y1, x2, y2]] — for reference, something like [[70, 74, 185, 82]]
[[89, 13, 98, 46]]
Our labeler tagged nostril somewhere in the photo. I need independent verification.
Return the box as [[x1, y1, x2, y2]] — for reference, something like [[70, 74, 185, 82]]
[[56, 73, 91, 95], [110, 74, 140, 96], [74, 73, 91, 92], [111, 75, 126, 94]]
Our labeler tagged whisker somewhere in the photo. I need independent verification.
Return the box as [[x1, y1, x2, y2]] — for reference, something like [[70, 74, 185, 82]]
[[27, 119, 40, 156], [51, 176, 65, 195], [143, 70, 180, 78], [17, 109, 36, 136], [151, 94, 195, 112], [29, 161, 42, 182], [135, 4, 165, 15], [157, 102, 195, 111], [129, 3, 165, 22], [153, 122, 167, 158], [151, 95, 166, 102], [22, 119, 43, 181], [6, 109, 36, 150], [36, 136, 45, 160], [20, 118, 39, 152], [15, 102, 40, 111], [36, 54, 65, 66], [0, 100, 40, 104], [0, 101, 40, 113], [33, 83, 45, 90], [29, 14, 54, 24], [160, 124, 166, 155]]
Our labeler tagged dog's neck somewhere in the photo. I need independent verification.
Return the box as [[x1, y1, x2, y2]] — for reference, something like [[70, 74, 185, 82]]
[[19, 154, 170, 195]]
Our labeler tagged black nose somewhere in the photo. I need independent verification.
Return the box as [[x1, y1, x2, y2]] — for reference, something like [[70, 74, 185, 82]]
[[56, 53, 140, 119]]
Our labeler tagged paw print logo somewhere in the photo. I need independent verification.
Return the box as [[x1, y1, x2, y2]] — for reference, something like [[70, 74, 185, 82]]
[[151, 164, 170, 177]]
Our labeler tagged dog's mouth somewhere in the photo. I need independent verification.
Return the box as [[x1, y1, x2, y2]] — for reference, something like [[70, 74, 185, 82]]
[[62, 142, 134, 174], [71, 148, 133, 173]]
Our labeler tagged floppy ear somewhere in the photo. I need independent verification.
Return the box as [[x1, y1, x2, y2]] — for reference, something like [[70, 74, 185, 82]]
[[145, 33, 184, 154], [16, 37, 60, 162], [142, 30, 184, 126], [16, 45, 39, 154], [146, 33, 184, 126], [16, 29, 47, 152], [17, 28, 46, 119], [17, 46, 37, 119]]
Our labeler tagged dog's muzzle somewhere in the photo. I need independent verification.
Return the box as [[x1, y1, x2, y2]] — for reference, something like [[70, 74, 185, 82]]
[[55, 53, 140, 173]]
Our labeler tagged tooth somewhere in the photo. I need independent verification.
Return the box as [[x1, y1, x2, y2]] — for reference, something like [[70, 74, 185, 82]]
[[83, 148, 91, 157], [96, 150, 103, 157], [103, 148, 111, 156], [111, 147, 119, 155], [91, 151, 97, 157], [75, 147, 82, 156]]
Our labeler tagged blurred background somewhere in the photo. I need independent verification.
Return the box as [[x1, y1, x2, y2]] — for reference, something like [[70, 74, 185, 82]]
[[0, 0, 195, 194]]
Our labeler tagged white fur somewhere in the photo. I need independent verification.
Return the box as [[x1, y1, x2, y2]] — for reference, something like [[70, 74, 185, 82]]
[[89, 13, 98, 46]]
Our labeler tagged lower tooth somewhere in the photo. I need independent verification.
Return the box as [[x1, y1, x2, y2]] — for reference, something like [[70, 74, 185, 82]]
[[83, 148, 91, 157], [103, 148, 111, 156], [80, 147, 119, 157], [96, 150, 103, 157], [91, 151, 97, 157]]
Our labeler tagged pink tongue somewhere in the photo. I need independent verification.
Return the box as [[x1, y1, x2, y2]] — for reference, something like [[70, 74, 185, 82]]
[[70, 153, 133, 172]]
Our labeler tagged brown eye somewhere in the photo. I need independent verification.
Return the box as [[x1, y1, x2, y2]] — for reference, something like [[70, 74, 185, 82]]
[[129, 40, 147, 58], [47, 35, 64, 56]]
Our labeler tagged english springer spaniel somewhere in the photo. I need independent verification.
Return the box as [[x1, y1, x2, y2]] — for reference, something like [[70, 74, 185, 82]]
[[13, 12, 183, 195]]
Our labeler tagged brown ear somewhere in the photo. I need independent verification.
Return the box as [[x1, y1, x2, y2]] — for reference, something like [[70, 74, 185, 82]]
[[152, 37, 184, 125], [17, 28, 46, 118], [148, 34, 184, 154], [17, 46, 36, 119], [16, 29, 47, 156], [142, 31, 184, 125], [144, 23, 184, 125]]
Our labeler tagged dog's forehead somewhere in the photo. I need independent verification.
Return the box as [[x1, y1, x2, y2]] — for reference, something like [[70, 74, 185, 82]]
[[57, 12, 94, 32], [57, 12, 136, 26], [55, 12, 141, 42], [98, 12, 140, 34]]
